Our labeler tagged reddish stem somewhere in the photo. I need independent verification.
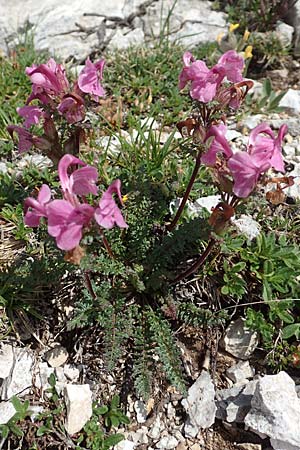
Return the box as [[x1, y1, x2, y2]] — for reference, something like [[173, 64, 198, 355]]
[[171, 237, 216, 284], [167, 150, 202, 232]]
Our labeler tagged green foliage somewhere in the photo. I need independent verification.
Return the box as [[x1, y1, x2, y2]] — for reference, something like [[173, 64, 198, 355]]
[[0, 396, 32, 439], [245, 78, 287, 115], [218, 0, 291, 33], [177, 302, 228, 327]]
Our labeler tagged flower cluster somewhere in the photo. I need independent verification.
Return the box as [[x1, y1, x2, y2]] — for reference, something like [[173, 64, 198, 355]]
[[24, 154, 127, 251], [8, 58, 105, 161], [202, 122, 287, 198], [179, 50, 246, 106]]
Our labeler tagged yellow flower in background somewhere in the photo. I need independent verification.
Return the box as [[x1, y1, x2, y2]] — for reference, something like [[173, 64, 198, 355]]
[[122, 194, 129, 203], [216, 32, 225, 44], [229, 23, 240, 33], [243, 29, 250, 41], [243, 45, 253, 59]]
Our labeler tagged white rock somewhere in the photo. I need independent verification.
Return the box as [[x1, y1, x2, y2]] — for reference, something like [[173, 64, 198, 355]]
[[0, 162, 8, 174], [242, 115, 264, 130], [231, 215, 261, 241], [0, 401, 17, 424], [0, 344, 15, 379], [245, 372, 300, 450], [149, 413, 165, 440], [108, 28, 145, 50], [134, 399, 147, 423], [33, 361, 54, 392], [182, 371, 216, 438], [44, 345, 68, 368], [226, 380, 258, 423], [279, 89, 300, 114], [64, 384, 92, 435], [63, 364, 80, 382], [144, 0, 226, 47], [1, 347, 33, 400], [223, 318, 258, 360], [129, 427, 148, 444], [285, 163, 300, 199], [114, 440, 135, 450], [226, 129, 243, 141], [226, 361, 255, 385], [193, 195, 222, 213], [276, 21, 294, 46], [156, 434, 178, 449]]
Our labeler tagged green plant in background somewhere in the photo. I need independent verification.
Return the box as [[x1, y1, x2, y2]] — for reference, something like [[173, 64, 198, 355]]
[[244, 77, 287, 114], [0, 396, 32, 440]]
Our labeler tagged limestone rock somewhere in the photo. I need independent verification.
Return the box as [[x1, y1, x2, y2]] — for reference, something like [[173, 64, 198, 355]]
[[231, 215, 261, 241], [44, 345, 68, 368], [182, 371, 216, 438], [64, 384, 92, 435], [0, 344, 15, 379], [226, 361, 255, 385], [223, 318, 258, 360], [245, 372, 300, 450], [216, 380, 258, 423], [0, 401, 17, 425], [156, 434, 178, 449], [108, 28, 145, 50], [134, 399, 147, 423], [279, 89, 300, 114], [143, 0, 227, 47], [0, 346, 33, 400]]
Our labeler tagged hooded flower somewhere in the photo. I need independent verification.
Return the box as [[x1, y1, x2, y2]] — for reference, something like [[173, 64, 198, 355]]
[[17, 105, 43, 128], [57, 94, 85, 124], [26, 58, 69, 97], [7, 125, 51, 153], [58, 154, 98, 201], [78, 58, 105, 99], [201, 124, 233, 165], [24, 184, 52, 227], [178, 50, 245, 103], [94, 179, 128, 229], [47, 200, 94, 250], [228, 123, 287, 197]]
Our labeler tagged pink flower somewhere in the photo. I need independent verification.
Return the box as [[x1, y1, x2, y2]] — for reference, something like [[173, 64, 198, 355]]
[[58, 154, 98, 201], [57, 94, 85, 124], [178, 52, 209, 90], [218, 50, 244, 83], [228, 123, 287, 197], [94, 180, 128, 229], [26, 58, 69, 96], [228, 151, 271, 198], [248, 123, 287, 172], [201, 124, 233, 165], [7, 125, 51, 153], [178, 51, 245, 103], [17, 105, 43, 128], [24, 184, 52, 227], [47, 200, 94, 250], [78, 58, 105, 99]]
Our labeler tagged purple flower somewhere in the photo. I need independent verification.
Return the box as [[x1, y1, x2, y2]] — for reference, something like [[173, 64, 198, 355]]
[[218, 50, 244, 83], [94, 180, 128, 229], [47, 200, 94, 250], [178, 50, 245, 103], [26, 58, 69, 96], [17, 105, 43, 128], [201, 124, 233, 165], [58, 154, 98, 200], [7, 125, 51, 153], [57, 94, 85, 124], [228, 123, 287, 197], [24, 184, 52, 227], [228, 152, 271, 198], [78, 58, 105, 99]]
